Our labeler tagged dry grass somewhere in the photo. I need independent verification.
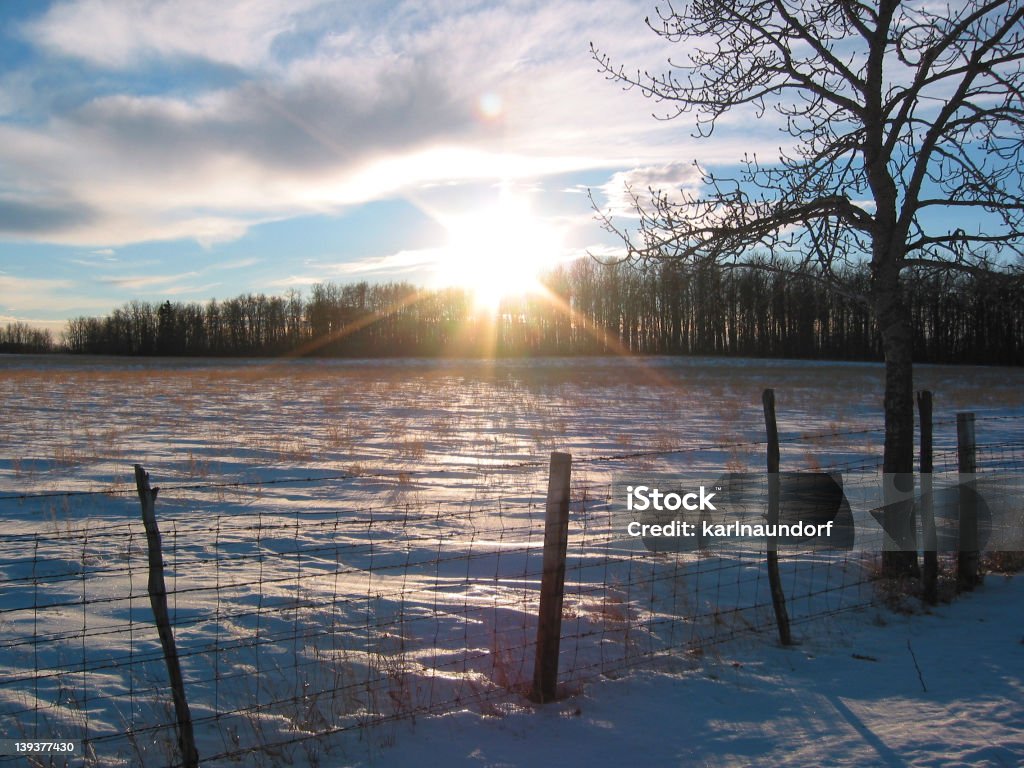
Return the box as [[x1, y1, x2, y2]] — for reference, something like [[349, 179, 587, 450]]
[[870, 558, 960, 613], [981, 551, 1024, 575], [488, 636, 530, 699]]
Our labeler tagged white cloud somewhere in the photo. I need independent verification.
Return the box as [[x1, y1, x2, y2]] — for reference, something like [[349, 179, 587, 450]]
[[578, 242, 628, 262], [24, 0, 326, 69], [598, 162, 704, 219]]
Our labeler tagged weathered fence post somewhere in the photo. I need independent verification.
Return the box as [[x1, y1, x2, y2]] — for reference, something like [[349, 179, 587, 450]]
[[134, 464, 199, 768], [956, 414, 980, 591], [531, 451, 572, 703], [762, 389, 792, 646], [917, 391, 937, 604]]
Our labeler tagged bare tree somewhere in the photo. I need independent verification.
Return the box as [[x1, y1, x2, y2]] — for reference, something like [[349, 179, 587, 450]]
[[592, 0, 1024, 575]]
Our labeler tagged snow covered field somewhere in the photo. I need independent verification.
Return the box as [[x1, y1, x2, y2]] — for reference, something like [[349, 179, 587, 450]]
[[0, 355, 1021, 766]]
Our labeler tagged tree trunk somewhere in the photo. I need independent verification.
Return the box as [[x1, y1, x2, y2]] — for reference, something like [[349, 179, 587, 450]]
[[874, 265, 920, 577]]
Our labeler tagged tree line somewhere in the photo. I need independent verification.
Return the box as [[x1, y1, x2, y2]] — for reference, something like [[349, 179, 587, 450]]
[[59, 259, 1023, 364], [0, 322, 55, 353]]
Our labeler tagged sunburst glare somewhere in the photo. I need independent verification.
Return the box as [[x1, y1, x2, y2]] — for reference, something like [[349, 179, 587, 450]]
[[433, 195, 564, 312]]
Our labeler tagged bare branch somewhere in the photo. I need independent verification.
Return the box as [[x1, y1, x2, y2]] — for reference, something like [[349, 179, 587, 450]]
[[591, 0, 1024, 275]]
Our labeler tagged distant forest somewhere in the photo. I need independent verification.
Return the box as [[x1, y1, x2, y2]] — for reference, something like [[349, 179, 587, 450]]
[[0, 322, 54, 354], [31, 258, 1024, 364]]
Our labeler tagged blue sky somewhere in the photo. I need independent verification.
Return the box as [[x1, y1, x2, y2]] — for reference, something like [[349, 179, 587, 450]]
[[2, 0, 773, 332]]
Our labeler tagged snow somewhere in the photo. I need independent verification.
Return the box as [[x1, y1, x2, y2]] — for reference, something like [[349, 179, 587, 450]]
[[380, 574, 1024, 768], [0, 355, 1021, 766]]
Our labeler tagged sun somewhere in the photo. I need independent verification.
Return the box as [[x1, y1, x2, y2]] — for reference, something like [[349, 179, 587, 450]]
[[434, 196, 563, 312]]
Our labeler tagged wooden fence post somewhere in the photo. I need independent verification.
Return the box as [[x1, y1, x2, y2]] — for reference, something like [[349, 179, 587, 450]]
[[917, 391, 937, 604], [762, 389, 792, 646], [956, 414, 980, 591], [531, 451, 572, 703], [134, 464, 199, 768]]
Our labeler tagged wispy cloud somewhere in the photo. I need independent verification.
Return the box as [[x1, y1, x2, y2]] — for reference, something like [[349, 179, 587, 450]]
[[0, 274, 105, 314], [272, 248, 445, 289], [99, 271, 200, 290], [68, 247, 119, 267], [332, 248, 443, 275], [598, 162, 704, 219], [0, 313, 68, 334], [213, 257, 262, 271], [163, 281, 222, 296], [1, 273, 70, 293], [90, 268, 220, 298]]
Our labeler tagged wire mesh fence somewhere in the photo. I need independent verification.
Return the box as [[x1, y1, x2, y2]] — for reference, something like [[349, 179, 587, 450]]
[[1, 415, 1021, 767]]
